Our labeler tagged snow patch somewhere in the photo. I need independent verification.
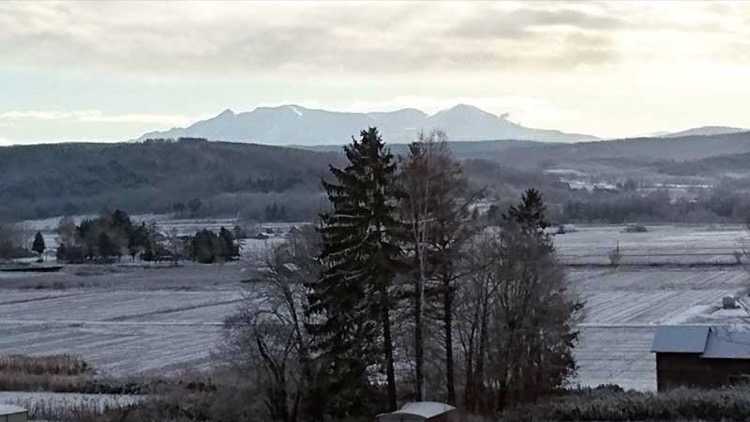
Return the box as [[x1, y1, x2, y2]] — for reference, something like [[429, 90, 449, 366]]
[[287, 106, 303, 117]]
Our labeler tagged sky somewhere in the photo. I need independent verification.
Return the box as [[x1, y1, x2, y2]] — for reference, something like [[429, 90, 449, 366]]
[[2, 1, 750, 144]]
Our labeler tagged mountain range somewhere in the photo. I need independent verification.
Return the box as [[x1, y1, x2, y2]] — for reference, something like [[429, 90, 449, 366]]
[[136, 104, 600, 145]]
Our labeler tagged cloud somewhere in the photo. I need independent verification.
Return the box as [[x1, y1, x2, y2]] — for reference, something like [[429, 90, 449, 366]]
[[0, 110, 191, 125], [0, 1, 636, 76], [449, 5, 627, 40]]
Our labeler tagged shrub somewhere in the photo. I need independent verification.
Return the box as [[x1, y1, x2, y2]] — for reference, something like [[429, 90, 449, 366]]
[[608, 244, 622, 267], [624, 224, 648, 233]]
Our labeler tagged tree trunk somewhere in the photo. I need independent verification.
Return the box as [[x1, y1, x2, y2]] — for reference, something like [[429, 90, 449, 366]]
[[443, 276, 456, 405], [382, 285, 397, 411], [415, 271, 424, 401]]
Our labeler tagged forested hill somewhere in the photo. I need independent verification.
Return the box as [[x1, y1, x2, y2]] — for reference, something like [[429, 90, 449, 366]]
[[0, 139, 342, 221], [4, 130, 750, 222], [491, 131, 750, 169]]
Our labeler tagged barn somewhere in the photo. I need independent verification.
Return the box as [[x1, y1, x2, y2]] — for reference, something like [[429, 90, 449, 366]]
[[0, 405, 27, 422], [376, 402, 458, 422], [651, 325, 750, 391]]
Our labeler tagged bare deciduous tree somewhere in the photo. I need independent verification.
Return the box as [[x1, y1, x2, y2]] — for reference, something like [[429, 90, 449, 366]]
[[399, 130, 481, 403], [457, 190, 582, 413], [221, 226, 321, 422]]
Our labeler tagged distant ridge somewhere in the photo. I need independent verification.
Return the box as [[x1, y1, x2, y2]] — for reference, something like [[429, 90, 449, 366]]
[[135, 104, 599, 145], [662, 126, 749, 138]]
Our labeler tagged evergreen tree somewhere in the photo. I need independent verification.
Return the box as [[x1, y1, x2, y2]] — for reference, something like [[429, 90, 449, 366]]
[[493, 189, 581, 405], [219, 226, 239, 259], [97, 232, 120, 259], [504, 188, 549, 236], [306, 127, 401, 414], [142, 240, 155, 262], [32, 231, 46, 257], [128, 223, 150, 261]]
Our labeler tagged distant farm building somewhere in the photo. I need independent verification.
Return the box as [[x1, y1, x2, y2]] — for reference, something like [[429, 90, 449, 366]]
[[376, 402, 458, 422], [0, 404, 28, 422], [652, 325, 750, 391]]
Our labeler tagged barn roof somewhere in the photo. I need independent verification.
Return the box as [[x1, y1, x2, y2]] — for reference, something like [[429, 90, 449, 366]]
[[651, 325, 710, 353], [652, 325, 750, 359], [0, 404, 27, 415], [702, 328, 750, 359]]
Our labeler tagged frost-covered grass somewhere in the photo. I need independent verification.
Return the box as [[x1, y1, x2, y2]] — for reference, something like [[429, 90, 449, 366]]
[[0, 391, 145, 421]]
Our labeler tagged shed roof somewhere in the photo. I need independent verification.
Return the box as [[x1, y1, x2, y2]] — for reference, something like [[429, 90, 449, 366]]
[[0, 404, 26, 415], [652, 325, 750, 359], [702, 328, 750, 359], [377, 402, 456, 421], [651, 325, 710, 353]]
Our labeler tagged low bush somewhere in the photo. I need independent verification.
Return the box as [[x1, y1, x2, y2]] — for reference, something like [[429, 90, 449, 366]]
[[505, 386, 750, 421], [58, 382, 259, 422]]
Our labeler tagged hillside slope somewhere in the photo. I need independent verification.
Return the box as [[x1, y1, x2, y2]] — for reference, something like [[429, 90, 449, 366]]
[[0, 140, 341, 220]]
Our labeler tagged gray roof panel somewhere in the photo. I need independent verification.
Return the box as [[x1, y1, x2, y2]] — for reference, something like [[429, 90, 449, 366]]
[[701, 328, 750, 359], [651, 325, 709, 353]]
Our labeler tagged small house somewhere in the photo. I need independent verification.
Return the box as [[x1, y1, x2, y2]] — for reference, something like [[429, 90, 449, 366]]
[[376, 402, 458, 422], [0, 404, 27, 422], [652, 325, 750, 391]]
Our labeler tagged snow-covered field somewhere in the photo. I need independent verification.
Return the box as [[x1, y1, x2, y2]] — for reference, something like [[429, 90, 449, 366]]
[[555, 224, 750, 265], [0, 264, 249, 377], [1, 224, 749, 392], [569, 267, 749, 390]]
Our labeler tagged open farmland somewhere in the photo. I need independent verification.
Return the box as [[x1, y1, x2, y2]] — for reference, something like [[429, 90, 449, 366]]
[[559, 224, 750, 390], [0, 224, 748, 391]]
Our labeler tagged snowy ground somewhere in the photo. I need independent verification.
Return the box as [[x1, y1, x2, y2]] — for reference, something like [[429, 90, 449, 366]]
[[569, 267, 750, 391]]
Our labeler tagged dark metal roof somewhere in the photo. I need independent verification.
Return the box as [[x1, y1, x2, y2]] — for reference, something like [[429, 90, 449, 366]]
[[652, 325, 750, 359], [651, 325, 710, 353], [702, 328, 750, 359]]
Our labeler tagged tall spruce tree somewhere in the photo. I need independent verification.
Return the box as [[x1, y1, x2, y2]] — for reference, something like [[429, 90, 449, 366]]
[[32, 231, 46, 257], [307, 127, 401, 414]]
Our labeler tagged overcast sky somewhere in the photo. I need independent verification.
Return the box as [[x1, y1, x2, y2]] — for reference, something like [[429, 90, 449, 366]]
[[2, 1, 750, 144]]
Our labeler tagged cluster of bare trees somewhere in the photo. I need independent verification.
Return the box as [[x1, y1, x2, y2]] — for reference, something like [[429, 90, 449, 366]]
[[221, 129, 582, 421]]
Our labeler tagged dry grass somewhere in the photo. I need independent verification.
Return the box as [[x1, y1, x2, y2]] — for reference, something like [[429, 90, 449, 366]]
[[0, 354, 144, 394], [0, 354, 91, 376]]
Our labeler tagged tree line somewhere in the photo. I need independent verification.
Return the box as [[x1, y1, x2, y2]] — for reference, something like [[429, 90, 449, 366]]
[[222, 128, 582, 421], [56, 210, 239, 264]]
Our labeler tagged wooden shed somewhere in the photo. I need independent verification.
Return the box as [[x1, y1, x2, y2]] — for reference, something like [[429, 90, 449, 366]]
[[652, 325, 750, 391], [376, 402, 458, 422], [0, 405, 28, 422]]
